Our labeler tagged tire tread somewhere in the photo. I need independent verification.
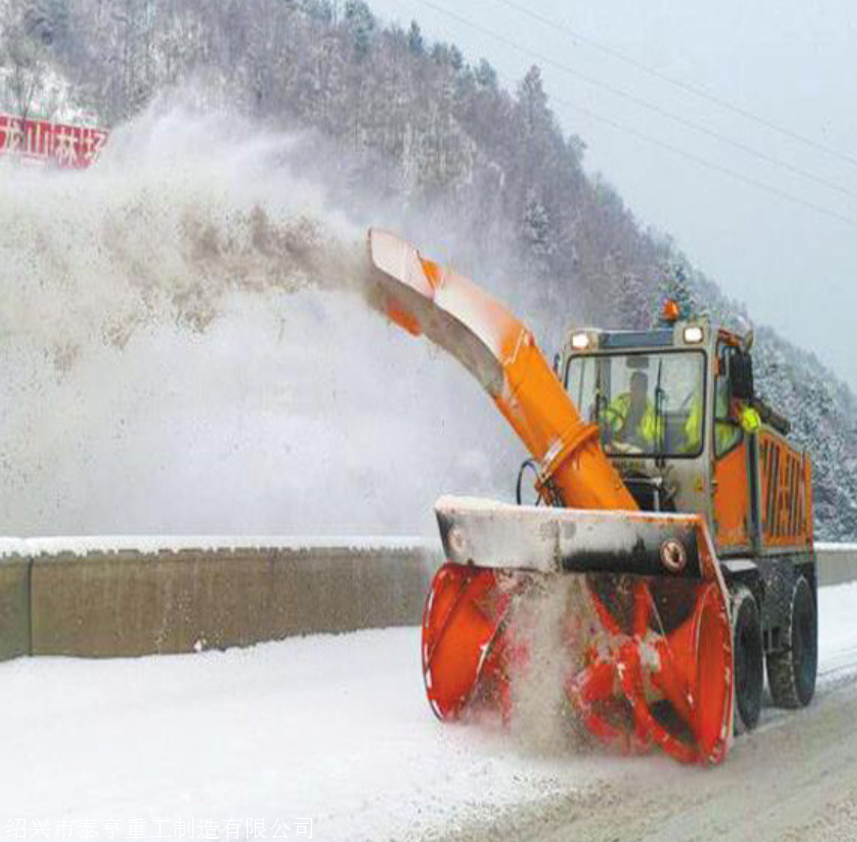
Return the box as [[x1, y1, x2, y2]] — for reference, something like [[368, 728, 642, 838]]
[[766, 576, 817, 709]]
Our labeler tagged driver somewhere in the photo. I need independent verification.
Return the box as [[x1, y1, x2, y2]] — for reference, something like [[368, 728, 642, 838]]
[[607, 371, 661, 449]]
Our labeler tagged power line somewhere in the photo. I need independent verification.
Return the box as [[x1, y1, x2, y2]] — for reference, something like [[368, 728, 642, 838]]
[[414, 0, 857, 204], [490, 54, 857, 228], [537, 83, 857, 230], [485, 0, 857, 172], [392, 0, 857, 229]]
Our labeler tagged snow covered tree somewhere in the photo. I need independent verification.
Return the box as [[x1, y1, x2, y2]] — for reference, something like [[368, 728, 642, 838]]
[[300, 0, 335, 23], [448, 44, 463, 72], [406, 20, 423, 56], [616, 272, 651, 330], [517, 65, 550, 136], [522, 189, 552, 260], [654, 257, 705, 324], [0, 0, 48, 120], [474, 58, 497, 90], [344, 0, 374, 59]]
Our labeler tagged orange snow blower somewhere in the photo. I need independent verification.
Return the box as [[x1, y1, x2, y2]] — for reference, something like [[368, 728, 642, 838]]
[[366, 229, 817, 765]]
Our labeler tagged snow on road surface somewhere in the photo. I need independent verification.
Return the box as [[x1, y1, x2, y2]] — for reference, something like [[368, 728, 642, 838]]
[[2, 583, 857, 841], [817, 580, 857, 678], [0, 631, 592, 840]]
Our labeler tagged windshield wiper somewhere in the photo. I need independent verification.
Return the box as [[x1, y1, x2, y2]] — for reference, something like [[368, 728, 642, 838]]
[[653, 358, 666, 467]]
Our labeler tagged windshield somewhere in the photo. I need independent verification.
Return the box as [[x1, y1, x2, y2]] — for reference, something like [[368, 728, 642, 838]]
[[567, 351, 705, 457]]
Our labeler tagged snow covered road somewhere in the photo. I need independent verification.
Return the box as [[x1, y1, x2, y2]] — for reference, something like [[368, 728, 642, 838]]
[[3, 583, 857, 841], [0, 628, 591, 840]]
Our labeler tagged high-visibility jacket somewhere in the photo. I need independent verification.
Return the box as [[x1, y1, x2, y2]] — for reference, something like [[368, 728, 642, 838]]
[[683, 400, 761, 453], [608, 393, 663, 446], [740, 404, 762, 433], [684, 401, 703, 452]]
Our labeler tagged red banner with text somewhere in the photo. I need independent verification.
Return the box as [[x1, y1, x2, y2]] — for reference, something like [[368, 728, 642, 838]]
[[0, 114, 108, 168]]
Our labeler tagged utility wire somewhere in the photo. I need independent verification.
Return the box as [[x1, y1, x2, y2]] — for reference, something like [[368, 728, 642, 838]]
[[485, 0, 857, 172], [413, 0, 857, 204], [496, 67, 857, 230], [392, 0, 857, 227]]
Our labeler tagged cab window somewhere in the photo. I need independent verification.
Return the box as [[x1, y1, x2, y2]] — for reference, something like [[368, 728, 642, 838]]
[[566, 351, 705, 457], [715, 344, 743, 457]]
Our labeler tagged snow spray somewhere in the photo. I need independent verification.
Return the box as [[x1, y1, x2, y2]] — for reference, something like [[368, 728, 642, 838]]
[[0, 102, 519, 536]]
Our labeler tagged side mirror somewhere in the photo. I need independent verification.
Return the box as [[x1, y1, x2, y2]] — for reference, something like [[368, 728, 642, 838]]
[[731, 351, 754, 402]]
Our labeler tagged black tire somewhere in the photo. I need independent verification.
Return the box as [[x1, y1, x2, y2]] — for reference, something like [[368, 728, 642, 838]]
[[767, 576, 817, 709], [732, 586, 764, 733]]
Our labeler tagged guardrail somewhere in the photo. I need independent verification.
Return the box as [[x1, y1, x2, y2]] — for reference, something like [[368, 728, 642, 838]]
[[815, 543, 857, 587], [0, 539, 854, 662], [0, 537, 442, 661]]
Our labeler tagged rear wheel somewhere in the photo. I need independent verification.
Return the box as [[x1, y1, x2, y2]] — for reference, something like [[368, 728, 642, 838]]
[[767, 576, 817, 709], [732, 586, 764, 733]]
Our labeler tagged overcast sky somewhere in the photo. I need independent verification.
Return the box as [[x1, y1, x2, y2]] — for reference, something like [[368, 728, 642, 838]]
[[368, 0, 857, 390]]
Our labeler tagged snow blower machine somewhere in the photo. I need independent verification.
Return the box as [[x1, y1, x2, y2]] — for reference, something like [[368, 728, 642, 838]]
[[366, 229, 817, 765]]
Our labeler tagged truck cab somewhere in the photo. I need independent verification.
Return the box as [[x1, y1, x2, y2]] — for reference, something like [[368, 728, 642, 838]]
[[558, 311, 818, 730], [559, 315, 813, 561]]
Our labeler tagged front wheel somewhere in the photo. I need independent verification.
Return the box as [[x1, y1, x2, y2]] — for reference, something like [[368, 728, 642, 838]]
[[767, 576, 817, 709]]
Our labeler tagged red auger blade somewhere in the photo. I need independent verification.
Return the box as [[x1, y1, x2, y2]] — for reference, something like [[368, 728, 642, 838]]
[[422, 499, 735, 766], [422, 563, 733, 764]]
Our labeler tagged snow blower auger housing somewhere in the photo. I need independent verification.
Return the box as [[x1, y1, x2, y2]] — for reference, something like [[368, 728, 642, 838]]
[[366, 229, 817, 765]]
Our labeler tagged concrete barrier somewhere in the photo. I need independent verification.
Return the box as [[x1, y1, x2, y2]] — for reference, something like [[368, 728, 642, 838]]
[[816, 544, 857, 588], [0, 537, 440, 660], [0, 538, 854, 662], [27, 539, 441, 657], [0, 554, 30, 660]]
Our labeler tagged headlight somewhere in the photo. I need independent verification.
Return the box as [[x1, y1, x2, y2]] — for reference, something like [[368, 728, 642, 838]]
[[571, 331, 590, 350], [683, 325, 704, 344]]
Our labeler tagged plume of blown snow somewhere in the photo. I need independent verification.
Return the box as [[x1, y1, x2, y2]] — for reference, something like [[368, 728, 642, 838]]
[[504, 576, 601, 755], [0, 100, 521, 536], [0, 103, 365, 361]]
